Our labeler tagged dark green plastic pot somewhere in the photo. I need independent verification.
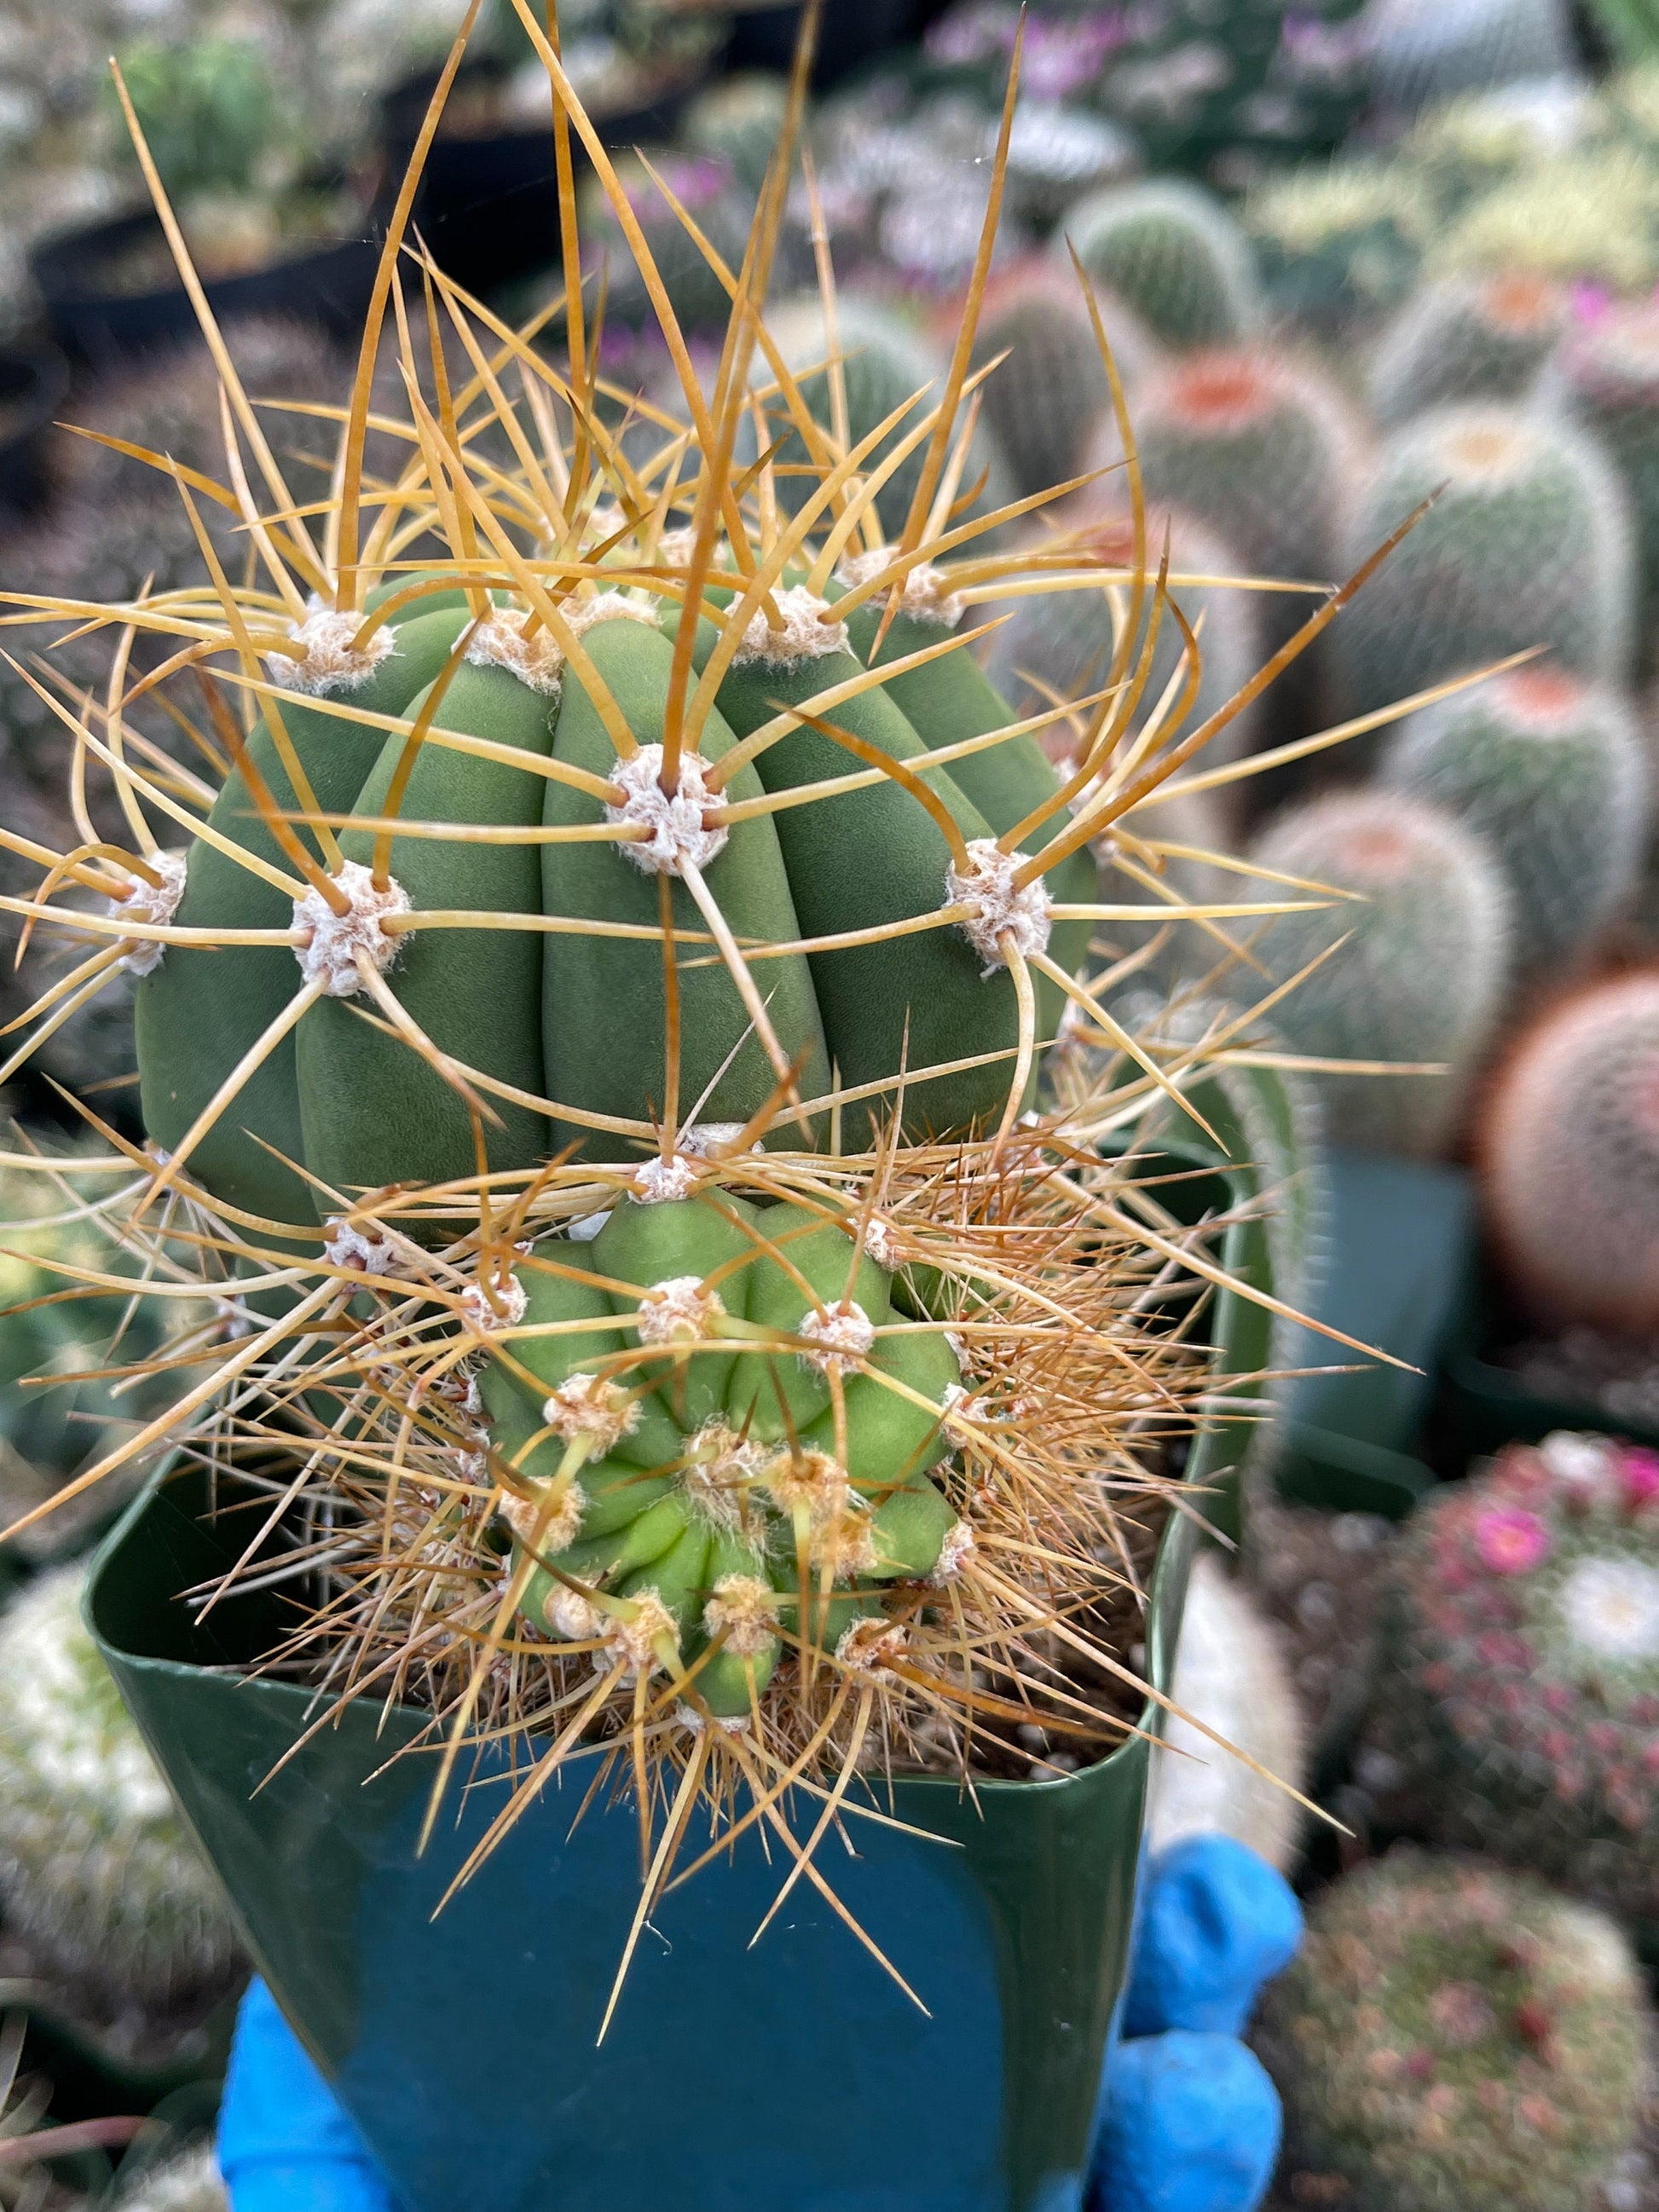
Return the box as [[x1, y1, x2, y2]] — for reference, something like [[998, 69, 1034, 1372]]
[[84, 1095, 1285, 2212]]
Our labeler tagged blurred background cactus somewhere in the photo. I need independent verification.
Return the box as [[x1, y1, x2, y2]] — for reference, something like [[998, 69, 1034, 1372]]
[[1063, 178, 1265, 347]]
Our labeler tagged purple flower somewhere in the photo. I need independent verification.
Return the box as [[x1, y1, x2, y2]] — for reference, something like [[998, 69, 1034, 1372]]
[[1620, 1446, 1659, 1511]]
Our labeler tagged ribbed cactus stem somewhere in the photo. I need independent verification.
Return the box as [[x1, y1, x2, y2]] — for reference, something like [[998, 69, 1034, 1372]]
[[1061, 179, 1265, 351], [1367, 272, 1568, 424]]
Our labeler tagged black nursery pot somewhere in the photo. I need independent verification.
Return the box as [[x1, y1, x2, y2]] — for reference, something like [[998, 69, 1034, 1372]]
[[85, 1112, 1282, 2212], [0, 345, 69, 513], [726, 1, 920, 85], [30, 210, 381, 365], [381, 62, 700, 297]]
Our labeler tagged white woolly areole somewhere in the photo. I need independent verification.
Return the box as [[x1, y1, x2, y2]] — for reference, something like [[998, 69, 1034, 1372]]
[[323, 1219, 410, 1279], [605, 745, 729, 876], [835, 1616, 908, 1674], [631, 1154, 699, 1205], [543, 1584, 602, 1641], [863, 1215, 901, 1270], [293, 861, 408, 997], [604, 1591, 678, 1680], [637, 1275, 726, 1348], [679, 1122, 749, 1158], [1556, 1556, 1659, 1661], [541, 1372, 639, 1451], [812, 1505, 878, 1580], [932, 1518, 977, 1585], [702, 1574, 781, 1658], [501, 1480, 587, 1554], [465, 609, 566, 696], [836, 548, 965, 627], [798, 1299, 876, 1377], [683, 1424, 766, 1529], [265, 606, 396, 696], [765, 1447, 848, 1526], [461, 1270, 528, 1336], [735, 585, 848, 665], [450, 1447, 489, 1486], [110, 852, 188, 977], [947, 838, 1054, 973], [564, 590, 661, 639]]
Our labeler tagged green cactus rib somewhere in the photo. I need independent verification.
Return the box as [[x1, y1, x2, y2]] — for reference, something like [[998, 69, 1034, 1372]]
[[479, 1193, 962, 1718], [136, 584, 1094, 1227]]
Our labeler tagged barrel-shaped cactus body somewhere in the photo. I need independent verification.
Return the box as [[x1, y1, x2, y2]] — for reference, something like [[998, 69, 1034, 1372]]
[[1337, 406, 1634, 720], [1366, 0, 1574, 112], [1061, 179, 1263, 351], [1564, 297, 1659, 660], [967, 262, 1124, 498], [1479, 969, 1659, 1329], [137, 575, 1094, 1228], [1367, 273, 1569, 424], [1379, 667, 1650, 978], [1256, 1850, 1646, 2212], [1246, 791, 1512, 1155], [0, 1565, 241, 2007], [480, 1193, 964, 1718]]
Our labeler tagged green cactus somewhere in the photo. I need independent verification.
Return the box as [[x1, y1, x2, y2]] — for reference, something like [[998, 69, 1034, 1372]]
[[1118, 349, 1360, 657], [1256, 1849, 1647, 2212], [1245, 160, 1432, 329], [110, 37, 291, 205], [1564, 297, 1659, 661], [1365, 1432, 1659, 1923], [968, 262, 1123, 500], [1060, 179, 1264, 350], [983, 502, 1267, 782], [0, 1563, 241, 2007], [586, 153, 765, 335], [1336, 406, 1635, 721], [1367, 0, 1574, 113], [680, 73, 790, 199], [1431, 151, 1659, 292], [480, 1191, 968, 1719], [1245, 790, 1513, 1156], [763, 292, 1014, 539], [1478, 967, 1659, 1329], [1379, 667, 1650, 979], [1367, 273, 1569, 425]]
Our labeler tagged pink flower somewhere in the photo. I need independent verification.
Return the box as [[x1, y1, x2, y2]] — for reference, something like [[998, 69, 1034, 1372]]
[[1571, 280, 1613, 325], [1619, 1447, 1659, 1511], [1472, 1505, 1552, 1576]]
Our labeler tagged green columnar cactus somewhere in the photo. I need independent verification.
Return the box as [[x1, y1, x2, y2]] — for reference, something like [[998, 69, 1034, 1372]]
[[763, 293, 1014, 539], [1147, 1551, 1308, 1871], [1060, 179, 1264, 351], [0, 1564, 241, 2007], [1378, 667, 1650, 977], [1246, 791, 1512, 1156], [1336, 407, 1635, 721], [983, 503, 1266, 777], [1256, 1849, 1647, 2212], [1367, 273, 1569, 425], [968, 262, 1121, 500], [135, 552, 1092, 1225], [1367, 0, 1574, 112], [1564, 298, 1659, 660], [1366, 1433, 1659, 1921], [1478, 968, 1659, 1328], [481, 1191, 966, 1718], [1119, 350, 1360, 655]]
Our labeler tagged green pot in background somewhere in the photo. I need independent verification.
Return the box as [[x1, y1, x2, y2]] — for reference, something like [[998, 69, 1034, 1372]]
[[84, 1083, 1292, 2212]]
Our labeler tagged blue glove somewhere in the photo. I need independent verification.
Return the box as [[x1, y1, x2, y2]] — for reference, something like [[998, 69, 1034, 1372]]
[[217, 1834, 1299, 2212], [217, 1979, 400, 2212], [1092, 1834, 1304, 2212]]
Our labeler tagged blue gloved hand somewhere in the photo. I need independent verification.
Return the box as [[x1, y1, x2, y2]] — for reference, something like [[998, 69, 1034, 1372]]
[[217, 1833, 1299, 2212], [1092, 1834, 1304, 2212]]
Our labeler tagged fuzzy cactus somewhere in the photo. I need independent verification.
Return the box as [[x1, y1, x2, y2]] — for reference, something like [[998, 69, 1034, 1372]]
[[1367, 1434, 1659, 1923], [966, 262, 1127, 500], [481, 1191, 968, 1718], [0, 1564, 241, 2008], [1479, 968, 1659, 1329], [984, 502, 1266, 778], [1256, 1848, 1647, 2212], [1147, 1551, 1309, 1872], [1246, 791, 1512, 1156], [1378, 667, 1650, 978], [1563, 297, 1659, 659], [1060, 179, 1264, 351], [1245, 160, 1433, 329], [1110, 350, 1361, 658], [1366, 0, 1575, 113], [1367, 274, 1569, 425], [1336, 405, 1635, 720]]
